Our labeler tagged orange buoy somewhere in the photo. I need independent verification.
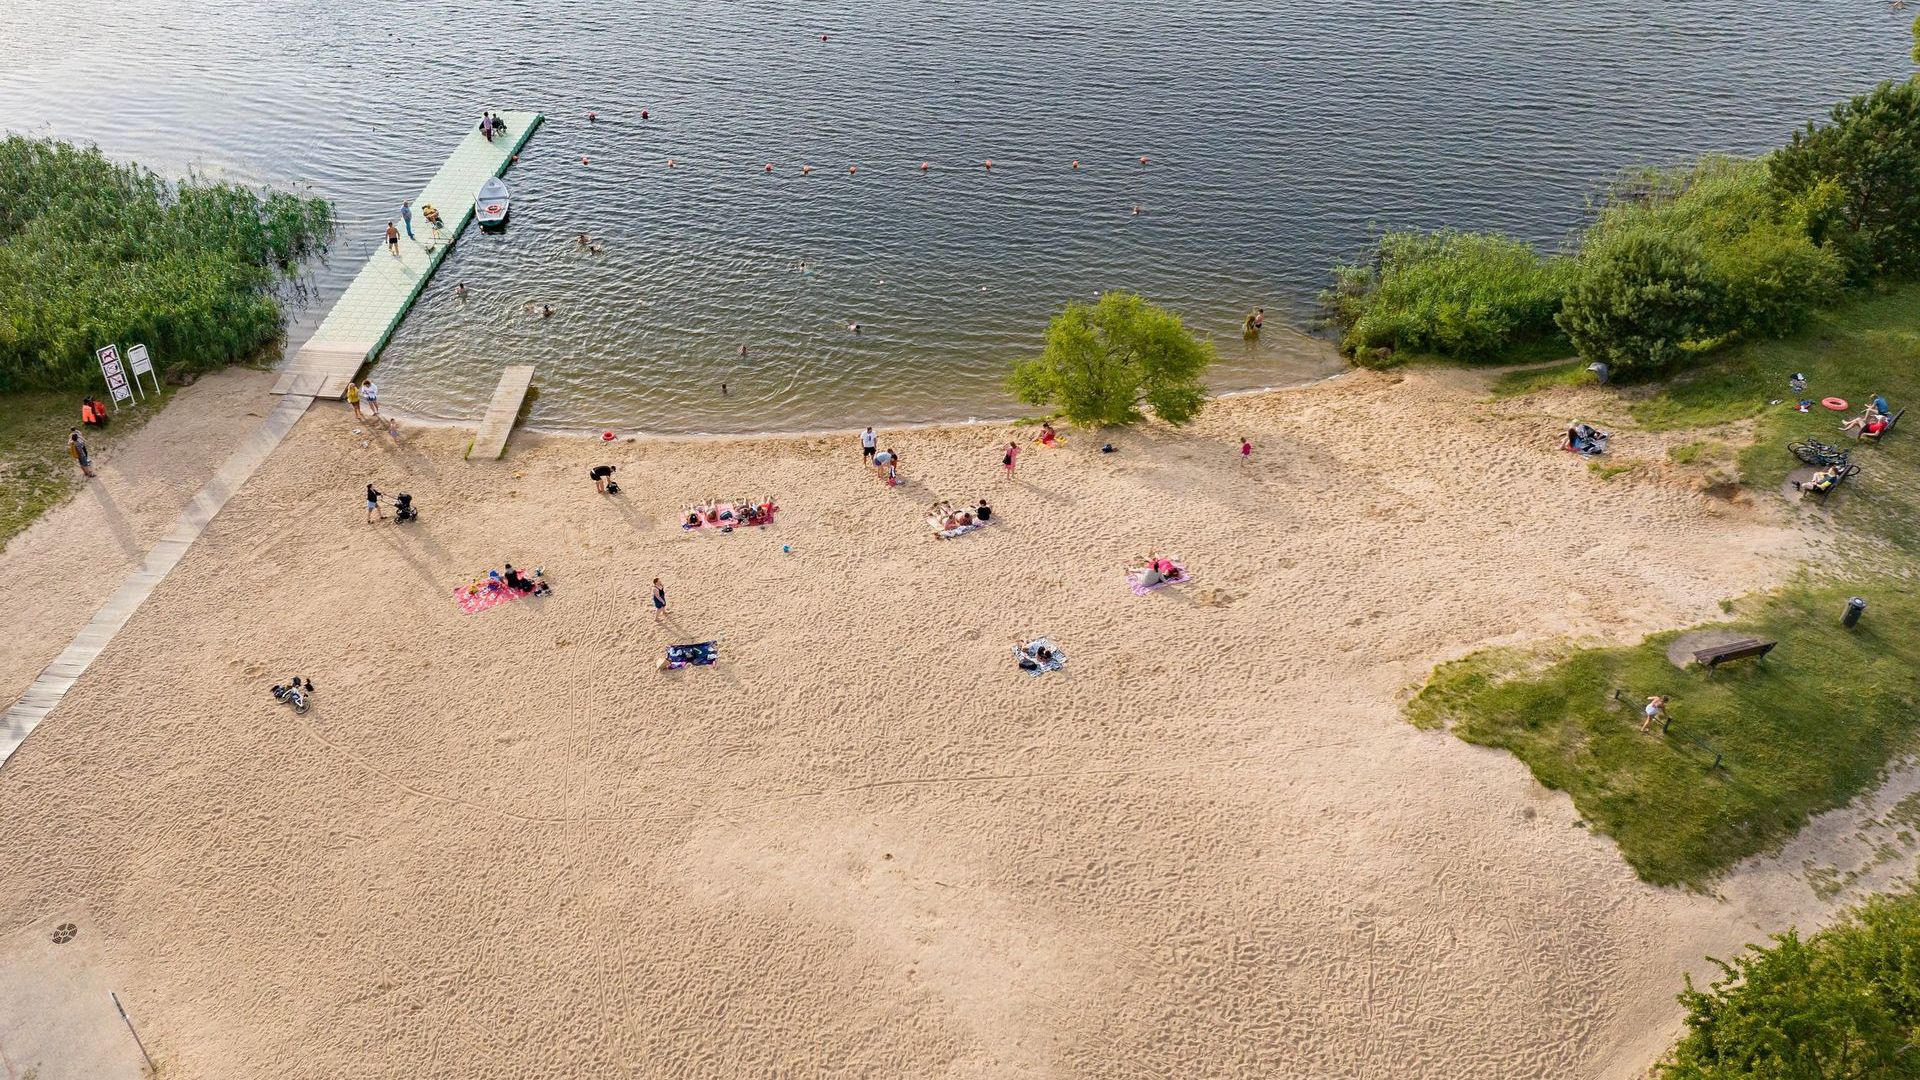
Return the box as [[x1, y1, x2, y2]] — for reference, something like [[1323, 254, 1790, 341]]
[[1139, 155, 1149, 165], [1071, 159, 1079, 169], [983, 159, 993, 169], [848, 165, 858, 174], [920, 161, 930, 171]]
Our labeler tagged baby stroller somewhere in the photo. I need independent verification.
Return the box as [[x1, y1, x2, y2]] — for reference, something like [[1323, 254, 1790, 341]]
[[394, 493, 418, 523]]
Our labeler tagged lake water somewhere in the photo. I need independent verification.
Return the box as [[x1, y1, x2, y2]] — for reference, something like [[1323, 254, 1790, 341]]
[[1, 0, 1910, 433]]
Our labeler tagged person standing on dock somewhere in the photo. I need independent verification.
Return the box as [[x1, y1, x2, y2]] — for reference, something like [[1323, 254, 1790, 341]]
[[385, 222, 400, 256], [401, 201, 414, 240]]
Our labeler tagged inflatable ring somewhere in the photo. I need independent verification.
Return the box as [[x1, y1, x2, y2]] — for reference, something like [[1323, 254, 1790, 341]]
[[602, 431, 615, 441], [1822, 397, 1848, 411]]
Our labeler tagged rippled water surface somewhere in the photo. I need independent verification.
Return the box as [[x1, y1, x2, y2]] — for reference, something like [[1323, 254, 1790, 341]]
[[2, 1, 1908, 432]]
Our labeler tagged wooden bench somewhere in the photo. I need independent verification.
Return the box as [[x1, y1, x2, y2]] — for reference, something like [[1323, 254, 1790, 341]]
[[1693, 638, 1775, 674]]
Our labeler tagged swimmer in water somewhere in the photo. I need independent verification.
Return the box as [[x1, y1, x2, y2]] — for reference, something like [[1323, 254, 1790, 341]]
[[721, 383, 729, 396], [738, 344, 748, 358], [577, 232, 590, 246], [541, 304, 554, 318], [848, 322, 861, 334], [1132, 204, 1142, 216], [454, 282, 467, 300], [587, 111, 598, 122]]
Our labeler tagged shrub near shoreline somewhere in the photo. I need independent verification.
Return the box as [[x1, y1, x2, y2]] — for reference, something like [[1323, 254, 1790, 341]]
[[1323, 74, 1919, 379], [0, 136, 333, 391]]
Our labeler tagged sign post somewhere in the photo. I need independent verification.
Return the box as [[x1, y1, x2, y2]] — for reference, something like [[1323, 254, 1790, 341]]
[[96, 345, 134, 411], [127, 343, 159, 399]]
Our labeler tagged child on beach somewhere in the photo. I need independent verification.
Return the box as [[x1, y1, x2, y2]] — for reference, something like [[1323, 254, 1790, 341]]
[[1240, 437, 1252, 465], [68, 430, 95, 479]]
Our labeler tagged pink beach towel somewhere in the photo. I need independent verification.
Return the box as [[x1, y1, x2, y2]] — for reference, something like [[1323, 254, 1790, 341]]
[[455, 582, 533, 615], [1129, 564, 1190, 596]]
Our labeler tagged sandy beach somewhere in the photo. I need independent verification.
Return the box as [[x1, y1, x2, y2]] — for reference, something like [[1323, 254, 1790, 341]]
[[2, 365, 1897, 1077]]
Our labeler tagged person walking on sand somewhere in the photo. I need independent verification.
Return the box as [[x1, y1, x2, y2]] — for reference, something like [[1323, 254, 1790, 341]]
[[1240, 437, 1253, 465], [69, 429, 96, 479], [345, 380, 363, 421], [652, 577, 668, 620], [366, 483, 384, 523], [385, 221, 400, 256], [860, 426, 877, 462], [1640, 694, 1669, 735], [401, 200, 414, 240], [1001, 441, 1019, 480], [361, 378, 380, 418]]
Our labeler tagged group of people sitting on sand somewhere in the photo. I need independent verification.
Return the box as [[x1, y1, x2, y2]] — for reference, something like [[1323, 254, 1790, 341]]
[[1840, 393, 1897, 439], [928, 497, 992, 535], [468, 562, 550, 596], [683, 496, 777, 529], [1127, 553, 1186, 588]]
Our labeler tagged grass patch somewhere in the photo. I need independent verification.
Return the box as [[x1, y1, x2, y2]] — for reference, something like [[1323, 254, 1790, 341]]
[[1411, 581, 1920, 887], [0, 389, 171, 550], [1667, 440, 1734, 465], [1588, 459, 1641, 480], [1410, 283, 1920, 887], [1488, 358, 1591, 398]]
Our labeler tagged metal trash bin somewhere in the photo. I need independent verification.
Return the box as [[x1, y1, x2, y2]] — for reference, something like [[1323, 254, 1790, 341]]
[[1845, 596, 1867, 628]]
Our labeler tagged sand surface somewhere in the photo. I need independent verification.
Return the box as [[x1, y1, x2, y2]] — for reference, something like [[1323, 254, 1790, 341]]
[[0, 367, 1892, 1078]]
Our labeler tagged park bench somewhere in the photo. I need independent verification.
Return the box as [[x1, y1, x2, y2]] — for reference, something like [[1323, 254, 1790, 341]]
[[1858, 407, 1905, 441], [1692, 638, 1775, 674]]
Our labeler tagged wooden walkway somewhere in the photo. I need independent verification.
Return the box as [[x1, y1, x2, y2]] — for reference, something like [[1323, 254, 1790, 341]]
[[1, 392, 313, 770], [271, 110, 544, 398], [469, 365, 536, 460]]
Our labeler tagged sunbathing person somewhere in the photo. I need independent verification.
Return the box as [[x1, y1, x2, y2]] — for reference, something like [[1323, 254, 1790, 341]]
[[1841, 405, 1890, 438], [1795, 467, 1844, 494]]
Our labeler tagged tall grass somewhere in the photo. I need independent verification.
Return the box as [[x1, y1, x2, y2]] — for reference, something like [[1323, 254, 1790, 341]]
[[1321, 230, 1573, 363], [0, 136, 333, 391]]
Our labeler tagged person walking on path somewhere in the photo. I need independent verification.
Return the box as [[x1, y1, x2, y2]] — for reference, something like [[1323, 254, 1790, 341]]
[[346, 380, 363, 421], [1640, 695, 1669, 735], [366, 483, 384, 523], [652, 577, 668, 620], [69, 429, 96, 479], [1001, 441, 1020, 480], [385, 221, 400, 256], [361, 379, 380, 418], [401, 201, 414, 240], [860, 426, 877, 462]]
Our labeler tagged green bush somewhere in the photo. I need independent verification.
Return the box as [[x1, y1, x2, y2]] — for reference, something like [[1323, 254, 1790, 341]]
[[1660, 890, 1920, 1079], [1558, 158, 1843, 377], [1771, 80, 1920, 282], [0, 136, 333, 392], [1322, 230, 1574, 362], [1008, 291, 1215, 426]]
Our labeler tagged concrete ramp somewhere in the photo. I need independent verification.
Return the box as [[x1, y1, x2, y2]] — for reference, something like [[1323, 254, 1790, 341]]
[[0, 915, 149, 1079], [469, 365, 536, 460]]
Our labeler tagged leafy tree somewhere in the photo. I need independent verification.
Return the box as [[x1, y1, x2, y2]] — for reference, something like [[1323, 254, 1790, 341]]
[[1556, 222, 1724, 378], [1321, 229, 1573, 362], [1770, 80, 1920, 281], [1009, 291, 1214, 426], [1660, 890, 1920, 1079]]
